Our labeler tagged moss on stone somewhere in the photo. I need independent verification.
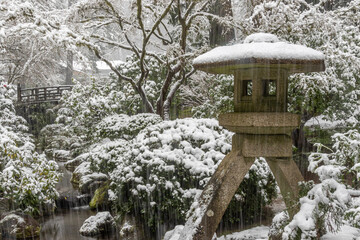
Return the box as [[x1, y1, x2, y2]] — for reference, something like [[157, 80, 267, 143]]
[[89, 181, 110, 210], [16, 224, 41, 239]]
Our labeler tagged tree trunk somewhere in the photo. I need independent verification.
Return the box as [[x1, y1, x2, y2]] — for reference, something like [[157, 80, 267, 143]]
[[292, 117, 319, 183], [65, 0, 75, 85], [209, 0, 235, 46], [65, 51, 73, 85]]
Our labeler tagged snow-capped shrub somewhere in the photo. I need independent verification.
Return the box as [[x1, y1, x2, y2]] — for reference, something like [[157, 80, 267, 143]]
[[109, 118, 277, 233], [309, 130, 360, 185], [94, 113, 162, 140], [66, 113, 162, 174], [108, 118, 232, 232], [345, 196, 360, 228], [87, 139, 129, 176], [42, 79, 131, 159], [282, 179, 351, 239], [0, 83, 60, 215], [0, 147, 60, 215], [271, 130, 360, 239], [56, 79, 127, 133], [268, 211, 289, 239]]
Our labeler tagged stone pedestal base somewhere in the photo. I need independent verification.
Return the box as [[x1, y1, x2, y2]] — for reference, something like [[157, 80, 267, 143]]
[[180, 112, 303, 240]]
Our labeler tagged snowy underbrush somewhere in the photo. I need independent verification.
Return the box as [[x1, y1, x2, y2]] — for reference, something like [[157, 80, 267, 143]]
[[39, 79, 129, 159], [49, 110, 277, 235], [109, 118, 233, 231], [0, 83, 60, 216], [42, 79, 277, 235], [73, 117, 276, 234], [40, 79, 162, 160], [269, 130, 360, 239]]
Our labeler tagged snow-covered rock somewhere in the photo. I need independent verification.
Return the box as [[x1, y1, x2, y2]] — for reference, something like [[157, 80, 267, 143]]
[[79, 211, 116, 237], [0, 212, 40, 239], [64, 155, 86, 172], [79, 172, 109, 194], [71, 161, 108, 194], [71, 161, 92, 186]]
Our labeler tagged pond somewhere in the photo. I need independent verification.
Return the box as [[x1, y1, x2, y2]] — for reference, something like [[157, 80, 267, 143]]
[[39, 163, 117, 240]]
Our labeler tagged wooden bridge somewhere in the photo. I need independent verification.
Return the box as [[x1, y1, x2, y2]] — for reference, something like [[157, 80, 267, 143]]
[[17, 84, 73, 105]]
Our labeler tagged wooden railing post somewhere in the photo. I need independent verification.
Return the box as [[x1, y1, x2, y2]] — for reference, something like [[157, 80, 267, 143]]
[[35, 88, 38, 101], [17, 83, 21, 102]]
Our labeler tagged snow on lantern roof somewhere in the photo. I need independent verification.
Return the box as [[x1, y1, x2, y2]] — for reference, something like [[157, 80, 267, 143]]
[[243, 32, 279, 43], [193, 33, 325, 74]]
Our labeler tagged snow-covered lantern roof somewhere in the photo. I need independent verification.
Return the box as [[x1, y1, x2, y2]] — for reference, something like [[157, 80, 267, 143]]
[[193, 33, 325, 112]]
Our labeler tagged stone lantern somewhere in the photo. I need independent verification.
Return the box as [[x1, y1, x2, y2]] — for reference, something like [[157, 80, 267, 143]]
[[180, 33, 325, 240]]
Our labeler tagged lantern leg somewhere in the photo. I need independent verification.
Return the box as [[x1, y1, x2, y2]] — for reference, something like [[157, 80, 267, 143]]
[[180, 150, 255, 240], [265, 158, 304, 217]]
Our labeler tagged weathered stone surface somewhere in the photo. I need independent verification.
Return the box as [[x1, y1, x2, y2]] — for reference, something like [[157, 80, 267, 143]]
[[266, 158, 304, 217], [185, 32, 323, 240], [71, 161, 108, 194], [64, 157, 83, 172], [0, 212, 40, 239], [71, 161, 91, 187], [79, 211, 116, 237], [242, 134, 293, 157], [179, 144, 255, 240], [180, 133, 304, 239], [219, 112, 300, 135], [89, 181, 110, 210], [233, 68, 289, 112]]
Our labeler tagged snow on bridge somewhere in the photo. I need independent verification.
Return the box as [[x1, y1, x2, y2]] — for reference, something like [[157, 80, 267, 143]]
[[17, 84, 73, 105]]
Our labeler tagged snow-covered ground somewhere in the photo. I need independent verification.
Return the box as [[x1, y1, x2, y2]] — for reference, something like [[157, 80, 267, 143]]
[[217, 225, 360, 240], [217, 226, 269, 240]]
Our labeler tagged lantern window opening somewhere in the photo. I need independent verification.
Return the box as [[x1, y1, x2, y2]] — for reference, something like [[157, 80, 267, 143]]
[[262, 79, 276, 97], [242, 80, 253, 96]]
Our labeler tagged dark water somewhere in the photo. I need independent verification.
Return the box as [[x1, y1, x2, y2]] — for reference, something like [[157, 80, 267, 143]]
[[40, 207, 106, 240], [39, 163, 117, 240]]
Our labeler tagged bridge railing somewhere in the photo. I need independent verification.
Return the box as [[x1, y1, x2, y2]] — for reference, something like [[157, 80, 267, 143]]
[[17, 84, 73, 104]]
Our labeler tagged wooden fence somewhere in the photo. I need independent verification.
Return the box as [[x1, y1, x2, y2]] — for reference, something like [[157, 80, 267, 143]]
[[17, 84, 73, 104]]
